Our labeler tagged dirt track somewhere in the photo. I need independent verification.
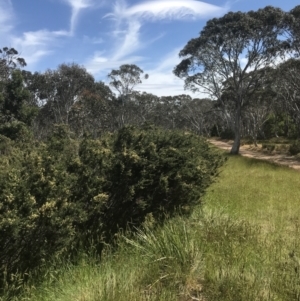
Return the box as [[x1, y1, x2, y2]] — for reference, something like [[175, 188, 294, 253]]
[[208, 139, 300, 171]]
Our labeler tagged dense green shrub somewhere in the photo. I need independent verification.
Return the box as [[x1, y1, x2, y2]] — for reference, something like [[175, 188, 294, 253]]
[[289, 140, 300, 155], [0, 125, 224, 292], [0, 121, 33, 141], [262, 114, 297, 139], [0, 134, 12, 155], [0, 126, 80, 292], [70, 126, 224, 243], [100, 126, 224, 238]]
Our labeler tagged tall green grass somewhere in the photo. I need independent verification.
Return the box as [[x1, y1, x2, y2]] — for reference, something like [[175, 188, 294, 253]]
[[201, 156, 300, 300], [3, 155, 300, 301]]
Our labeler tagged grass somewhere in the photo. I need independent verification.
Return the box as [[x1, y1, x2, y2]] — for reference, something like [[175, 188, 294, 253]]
[[3, 153, 300, 301], [201, 156, 300, 300]]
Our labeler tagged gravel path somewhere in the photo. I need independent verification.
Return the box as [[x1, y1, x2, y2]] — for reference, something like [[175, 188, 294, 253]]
[[208, 139, 300, 171]]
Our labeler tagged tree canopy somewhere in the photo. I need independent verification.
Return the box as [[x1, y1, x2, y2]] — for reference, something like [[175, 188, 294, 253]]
[[108, 64, 148, 104], [174, 6, 289, 154], [0, 47, 26, 84]]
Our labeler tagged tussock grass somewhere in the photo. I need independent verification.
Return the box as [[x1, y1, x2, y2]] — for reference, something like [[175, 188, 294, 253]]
[[3, 154, 300, 301]]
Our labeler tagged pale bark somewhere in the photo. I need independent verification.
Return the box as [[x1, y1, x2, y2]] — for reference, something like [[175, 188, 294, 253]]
[[231, 101, 241, 154]]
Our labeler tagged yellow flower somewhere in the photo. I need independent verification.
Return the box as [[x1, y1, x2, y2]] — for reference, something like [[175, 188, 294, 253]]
[[93, 193, 109, 203]]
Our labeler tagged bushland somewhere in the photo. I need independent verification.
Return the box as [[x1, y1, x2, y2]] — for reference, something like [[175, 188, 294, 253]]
[[0, 124, 223, 293]]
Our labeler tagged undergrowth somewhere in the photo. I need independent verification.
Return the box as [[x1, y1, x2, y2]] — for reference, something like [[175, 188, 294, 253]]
[[3, 153, 300, 301]]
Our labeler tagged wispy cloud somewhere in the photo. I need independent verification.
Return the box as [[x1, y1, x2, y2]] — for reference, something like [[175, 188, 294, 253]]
[[7, 0, 100, 68], [106, 0, 227, 60], [86, 1, 227, 85], [16, 0, 101, 66], [11, 29, 69, 66], [139, 48, 193, 96], [63, 0, 95, 34], [112, 20, 142, 60], [0, 1, 68, 66], [86, 47, 198, 97], [85, 52, 144, 77], [0, 0, 14, 34], [108, 0, 227, 21], [104, 0, 226, 60]]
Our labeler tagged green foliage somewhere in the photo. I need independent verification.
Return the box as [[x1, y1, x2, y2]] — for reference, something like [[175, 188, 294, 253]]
[[0, 126, 223, 294], [266, 137, 292, 144], [108, 64, 148, 99], [11, 154, 300, 301], [0, 121, 32, 141], [174, 6, 289, 154], [0, 127, 80, 293], [72, 126, 224, 244], [1, 70, 38, 127], [101, 126, 223, 238], [262, 113, 298, 139], [289, 140, 300, 155], [0, 134, 12, 155]]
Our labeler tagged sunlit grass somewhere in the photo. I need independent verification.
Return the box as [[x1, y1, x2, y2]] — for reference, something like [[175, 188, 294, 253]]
[[199, 155, 300, 300], [3, 153, 300, 301], [205, 156, 300, 235]]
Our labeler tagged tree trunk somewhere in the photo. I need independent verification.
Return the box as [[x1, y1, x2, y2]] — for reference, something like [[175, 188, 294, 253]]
[[230, 101, 241, 155]]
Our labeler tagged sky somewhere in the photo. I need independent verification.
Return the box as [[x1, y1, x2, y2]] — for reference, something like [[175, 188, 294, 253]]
[[0, 0, 299, 97]]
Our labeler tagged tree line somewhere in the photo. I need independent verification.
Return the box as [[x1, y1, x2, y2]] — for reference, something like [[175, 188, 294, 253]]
[[0, 5, 300, 154]]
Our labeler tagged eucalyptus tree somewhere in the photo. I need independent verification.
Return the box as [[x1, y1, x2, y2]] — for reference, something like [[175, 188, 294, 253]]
[[174, 6, 288, 154], [158, 95, 184, 129], [69, 88, 111, 137], [108, 64, 148, 104], [42, 63, 95, 125], [242, 67, 276, 144], [0, 47, 26, 84], [273, 58, 300, 136], [0, 47, 27, 123], [180, 97, 214, 136], [108, 64, 149, 128], [131, 91, 159, 124], [286, 5, 300, 56], [0, 70, 38, 126]]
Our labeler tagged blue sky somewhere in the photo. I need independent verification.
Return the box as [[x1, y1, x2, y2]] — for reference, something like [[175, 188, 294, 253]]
[[0, 0, 299, 96]]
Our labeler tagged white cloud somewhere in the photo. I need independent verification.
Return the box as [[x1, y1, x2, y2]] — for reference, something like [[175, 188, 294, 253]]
[[64, 0, 93, 9], [66, 0, 93, 34], [138, 73, 188, 96], [87, 0, 228, 96], [108, 0, 227, 21], [112, 20, 142, 60], [63, 0, 104, 34], [14, 0, 101, 66], [11, 29, 69, 66], [103, 0, 227, 62], [0, 0, 14, 34], [4, 0, 98, 68], [13, 29, 68, 47], [138, 48, 194, 96], [0, 0, 71, 68], [85, 52, 144, 77], [151, 47, 182, 72], [86, 47, 198, 97]]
